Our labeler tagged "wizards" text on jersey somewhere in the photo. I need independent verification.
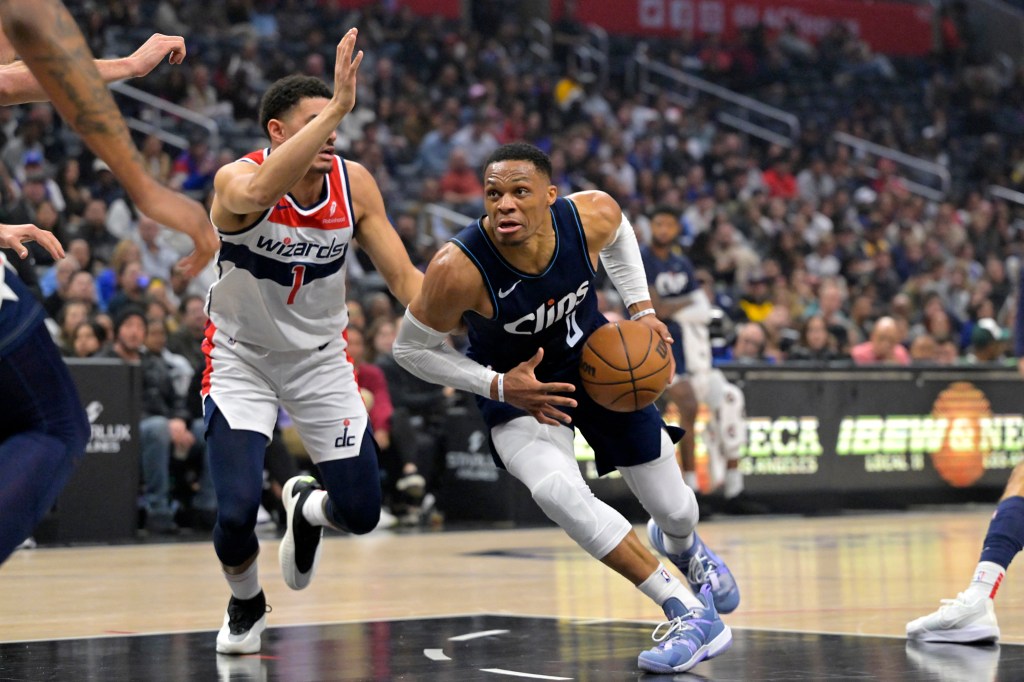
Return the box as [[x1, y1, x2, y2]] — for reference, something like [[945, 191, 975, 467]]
[[255, 235, 348, 260]]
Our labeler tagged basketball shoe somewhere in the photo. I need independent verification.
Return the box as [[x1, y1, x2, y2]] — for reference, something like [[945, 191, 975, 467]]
[[638, 584, 732, 674], [906, 593, 1000, 643], [647, 519, 740, 614], [216, 590, 268, 654], [279, 476, 324, 590]]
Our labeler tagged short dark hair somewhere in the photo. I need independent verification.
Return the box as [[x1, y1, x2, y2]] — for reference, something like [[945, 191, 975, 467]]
[[484, 143, 552, 179], [114, 305, 147, 335], [258, 75, 332, 134], [649, 204, 679, 221]]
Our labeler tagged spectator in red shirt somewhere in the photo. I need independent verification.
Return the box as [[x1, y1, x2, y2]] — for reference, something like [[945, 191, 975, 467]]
[[439, 147, 484, 216], [348, 326, 393, 449], [762, 158, 797, 199]]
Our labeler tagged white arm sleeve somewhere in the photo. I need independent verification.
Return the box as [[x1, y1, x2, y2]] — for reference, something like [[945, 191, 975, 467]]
[[671, 288, 713, 325], [393, 309, 497, 399], [599, 214, 650, 309]]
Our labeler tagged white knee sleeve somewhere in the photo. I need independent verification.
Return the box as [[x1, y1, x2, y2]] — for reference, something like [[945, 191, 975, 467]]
[[716, 382, 746, 460], [618, 430, 698, 540], [529, 470, 631, 560], [493, 417, 632, 560]]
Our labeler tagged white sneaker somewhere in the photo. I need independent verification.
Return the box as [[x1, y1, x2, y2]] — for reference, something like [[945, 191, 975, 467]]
[[279, 476, 324, 591], [906, 593, 1000, 643], [216, 591, 268, 654]]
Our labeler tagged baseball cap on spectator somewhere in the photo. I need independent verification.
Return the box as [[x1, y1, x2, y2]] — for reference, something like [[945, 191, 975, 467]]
[[23, 150, 44, 166], [971, 318, 1010, 347], [93, 158, 112, 174]]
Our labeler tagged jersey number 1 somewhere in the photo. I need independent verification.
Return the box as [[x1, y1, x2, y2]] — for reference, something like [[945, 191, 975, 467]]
[[287, 265, 305, 305]]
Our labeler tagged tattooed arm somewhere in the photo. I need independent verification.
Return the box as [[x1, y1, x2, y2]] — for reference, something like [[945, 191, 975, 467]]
[[0, 0, 217, 276]]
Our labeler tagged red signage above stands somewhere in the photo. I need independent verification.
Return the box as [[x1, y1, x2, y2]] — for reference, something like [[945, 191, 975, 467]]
[[568, 0, 934, 57]]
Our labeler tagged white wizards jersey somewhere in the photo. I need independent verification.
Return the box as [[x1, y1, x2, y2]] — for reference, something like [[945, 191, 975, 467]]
[[207, 148, 355, 351]]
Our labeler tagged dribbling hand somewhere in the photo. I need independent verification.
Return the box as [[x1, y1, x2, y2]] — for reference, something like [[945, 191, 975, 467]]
[[634, 313, 673, 345], [499, 347, 577, 427]]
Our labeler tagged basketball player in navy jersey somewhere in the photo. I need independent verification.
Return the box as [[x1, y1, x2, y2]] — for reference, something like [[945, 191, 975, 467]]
[[0, 0, 217, 565], [393, 143, 738, 674], [204, 30, 423, 654], [907, 274, 1024, 644], [0, 225, 89, 564], [641, 206, 762, 517]]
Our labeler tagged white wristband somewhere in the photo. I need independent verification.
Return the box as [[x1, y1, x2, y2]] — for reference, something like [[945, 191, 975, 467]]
[[630, 308, 656, 321], [497, 373, 505, 402]]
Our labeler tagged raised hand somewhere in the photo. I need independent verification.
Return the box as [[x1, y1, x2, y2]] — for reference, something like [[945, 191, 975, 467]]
[[331, 28, 364, 117], [501, 347, 578, 426], [128, 34, 187, 77], [0, 223, 64, 260]]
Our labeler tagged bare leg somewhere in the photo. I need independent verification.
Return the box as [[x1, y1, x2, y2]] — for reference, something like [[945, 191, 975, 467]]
[[667, 379, 698, 475], [600, 530, 661, 584]]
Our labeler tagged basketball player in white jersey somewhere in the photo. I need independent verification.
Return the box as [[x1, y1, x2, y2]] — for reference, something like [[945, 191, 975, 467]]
[[642, 207, 758, 516], [203, 30, 422, 654]]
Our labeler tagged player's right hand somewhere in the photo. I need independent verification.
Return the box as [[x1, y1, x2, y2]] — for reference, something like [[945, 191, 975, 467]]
[[331, 28, 363, 116], [500, 348, 577, 427]]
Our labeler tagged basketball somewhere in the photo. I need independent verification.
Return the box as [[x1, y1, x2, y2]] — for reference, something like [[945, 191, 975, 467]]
[[579, 320, 672, 412]]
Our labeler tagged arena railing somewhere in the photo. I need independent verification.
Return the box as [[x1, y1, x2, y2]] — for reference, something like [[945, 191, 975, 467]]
[[418, 203, 475, 244], [989, 184, 1024, 207], [630, 44, 800, 145], [833, 130, 950, 201], [109, 81, 220, 150]]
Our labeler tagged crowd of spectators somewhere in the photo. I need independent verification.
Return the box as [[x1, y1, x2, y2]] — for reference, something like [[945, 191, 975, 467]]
[[3, 1, 1024, 529]]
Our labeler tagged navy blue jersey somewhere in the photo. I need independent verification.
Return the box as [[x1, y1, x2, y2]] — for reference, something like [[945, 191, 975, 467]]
[[454, 197, 601, 385], [451, 197, 669, 475], [641, 245, 700, 300], [641, 245, 699, 374], [0, 255, 47, 357]]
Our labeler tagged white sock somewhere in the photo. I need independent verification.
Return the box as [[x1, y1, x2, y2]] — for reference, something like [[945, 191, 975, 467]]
[[637, 564, 702, 610], [683, 471, 698, 491], [724, 468, 743, 499], [301, 489, 332, 527], [662, 530, 696, 556], [223, 560, 261, 600], [966, 561, 1006, 600]]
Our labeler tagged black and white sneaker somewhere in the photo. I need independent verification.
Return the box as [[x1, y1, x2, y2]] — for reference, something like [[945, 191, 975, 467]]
[[216, 590, 268, 654], [279, 475, 324, 590]]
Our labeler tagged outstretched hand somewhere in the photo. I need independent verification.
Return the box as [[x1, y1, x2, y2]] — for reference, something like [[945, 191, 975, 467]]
[[331, 28, 364, 116], [500, 347, 578, 426], [0, 223, 64, 260], [129, 34, 187, 77]]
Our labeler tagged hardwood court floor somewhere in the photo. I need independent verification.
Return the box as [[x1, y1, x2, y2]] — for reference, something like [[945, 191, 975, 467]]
[[1, 510, 1018, 646]]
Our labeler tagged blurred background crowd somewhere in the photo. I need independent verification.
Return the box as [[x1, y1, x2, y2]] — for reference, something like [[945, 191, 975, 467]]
[[6, 0, 1024, 530]]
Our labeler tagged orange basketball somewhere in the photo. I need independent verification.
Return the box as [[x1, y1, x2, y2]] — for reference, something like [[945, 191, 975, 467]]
[[579, 319, 672, 412]]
